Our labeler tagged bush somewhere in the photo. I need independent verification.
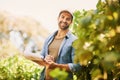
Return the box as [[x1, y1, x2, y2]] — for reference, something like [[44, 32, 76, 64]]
[[71, 0, 120, 80], [0, 55, 43, 80]]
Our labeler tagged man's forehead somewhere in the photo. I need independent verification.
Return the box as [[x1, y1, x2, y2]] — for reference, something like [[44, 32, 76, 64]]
[[60, 12, 72, 17]]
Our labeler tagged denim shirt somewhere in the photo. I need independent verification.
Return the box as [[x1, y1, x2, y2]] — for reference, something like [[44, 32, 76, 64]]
[[40, 31, 81, 80]]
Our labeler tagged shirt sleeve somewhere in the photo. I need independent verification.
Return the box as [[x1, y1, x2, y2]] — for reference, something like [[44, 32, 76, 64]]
[[68, 63, 81, 72], [40, 38, 48, 59], [68, 47, 81, 72]]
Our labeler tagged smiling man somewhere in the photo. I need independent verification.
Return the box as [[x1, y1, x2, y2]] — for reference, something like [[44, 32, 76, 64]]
[[25, 10, 81, 80]]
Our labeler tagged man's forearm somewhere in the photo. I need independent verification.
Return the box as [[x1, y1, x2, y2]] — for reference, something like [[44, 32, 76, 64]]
[[32, 59, 48, 66]]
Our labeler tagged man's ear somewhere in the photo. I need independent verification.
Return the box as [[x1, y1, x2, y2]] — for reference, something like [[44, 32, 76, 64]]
[[70, 20, 73, 24]]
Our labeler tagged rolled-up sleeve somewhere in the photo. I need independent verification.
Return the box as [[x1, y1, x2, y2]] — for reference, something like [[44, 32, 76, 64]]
[[68, 63, 81, 72]]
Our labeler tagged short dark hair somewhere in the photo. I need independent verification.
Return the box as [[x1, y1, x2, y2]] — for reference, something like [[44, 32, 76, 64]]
[[58, 10, 73, 21]]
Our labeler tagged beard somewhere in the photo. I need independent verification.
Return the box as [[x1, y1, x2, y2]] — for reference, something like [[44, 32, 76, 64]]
[[58, 21, 69, 30]]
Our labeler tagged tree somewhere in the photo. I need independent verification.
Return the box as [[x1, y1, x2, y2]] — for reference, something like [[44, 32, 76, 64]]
[[71, 0, 120, 80]]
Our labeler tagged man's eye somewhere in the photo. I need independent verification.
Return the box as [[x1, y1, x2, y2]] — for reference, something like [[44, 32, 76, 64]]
[[61, 16, 64, 18], [66, 18, 71, 21]]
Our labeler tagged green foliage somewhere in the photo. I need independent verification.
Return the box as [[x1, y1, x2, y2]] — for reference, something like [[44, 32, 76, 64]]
[[71, 0, 120, 80], [0, 55, 43, 80], [50, 68, 68, 80]]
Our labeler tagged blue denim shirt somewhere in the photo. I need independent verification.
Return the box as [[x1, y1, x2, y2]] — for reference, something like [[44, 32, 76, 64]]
[[40, 31, 81, 80]]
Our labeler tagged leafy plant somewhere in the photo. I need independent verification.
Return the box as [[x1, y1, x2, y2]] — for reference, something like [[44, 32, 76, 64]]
[[0, 55, 43, 80], [0, 40, 43, 80], [71, 0, 120, 80], [50, 68, 68, 80]]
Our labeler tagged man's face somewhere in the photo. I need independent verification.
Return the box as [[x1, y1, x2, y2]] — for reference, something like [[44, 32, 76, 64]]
[[58, 12, 72, 30]]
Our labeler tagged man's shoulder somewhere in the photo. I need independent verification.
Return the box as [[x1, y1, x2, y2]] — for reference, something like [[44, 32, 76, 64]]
[[47, 31, 57, 38], [45, 31, 57, 41], [68, 31, 77, 38], [70, 33, 77, 38], [67, 31, 77, 41]]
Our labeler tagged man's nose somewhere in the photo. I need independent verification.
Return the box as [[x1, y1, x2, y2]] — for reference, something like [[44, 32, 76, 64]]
[[63, 18, 67, 22]]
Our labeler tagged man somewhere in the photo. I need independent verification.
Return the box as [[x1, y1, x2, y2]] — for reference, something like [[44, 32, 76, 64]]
[[39, 10, 81, 80], [25, 10, 81, 80]]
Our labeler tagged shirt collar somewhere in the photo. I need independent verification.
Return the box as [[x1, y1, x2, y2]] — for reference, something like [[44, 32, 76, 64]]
[[52, 30, 71, 39]]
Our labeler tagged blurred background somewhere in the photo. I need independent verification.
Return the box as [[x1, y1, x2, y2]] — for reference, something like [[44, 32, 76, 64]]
[[1, 0, 120, 80], [0, 0, 98, 79], [0, 0, 98, 54]]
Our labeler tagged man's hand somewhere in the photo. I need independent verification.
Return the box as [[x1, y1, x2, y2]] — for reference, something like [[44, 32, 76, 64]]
[[45, 55, 54, 62], [44, 55, 56, 68], [45, 55, 70, 71]]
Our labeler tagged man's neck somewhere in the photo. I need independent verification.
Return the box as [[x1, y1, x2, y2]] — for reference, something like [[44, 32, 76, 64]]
[[57, 29, 69, 37], [55, 29, 69, 39]]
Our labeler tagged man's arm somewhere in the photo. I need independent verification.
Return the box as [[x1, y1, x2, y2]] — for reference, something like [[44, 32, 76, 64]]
[[23, 53, 48, 66], [46, 47, 81, 73], [44, 55, 71, 72]]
